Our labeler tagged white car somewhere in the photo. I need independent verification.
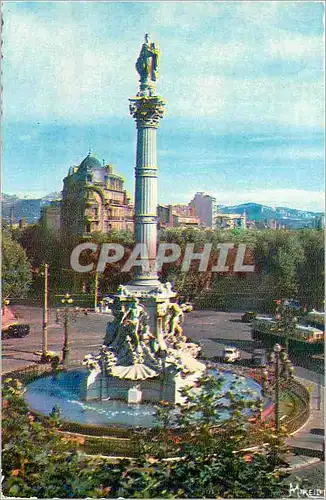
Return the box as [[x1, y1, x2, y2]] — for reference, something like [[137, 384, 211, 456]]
[[223, 347, 241, 363]]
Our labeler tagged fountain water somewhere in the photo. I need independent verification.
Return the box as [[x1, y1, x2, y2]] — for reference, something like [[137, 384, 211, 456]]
[[23, 368, 264, 428]]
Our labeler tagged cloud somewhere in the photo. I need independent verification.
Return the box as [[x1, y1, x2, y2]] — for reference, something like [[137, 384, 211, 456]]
[[220, 189, 325, 212], [268, 35, 323, 60], [2, 2, 324, 208], [232, 146, 324, 161], [9, 187, 325, 213], [2, 2, 324, 127]]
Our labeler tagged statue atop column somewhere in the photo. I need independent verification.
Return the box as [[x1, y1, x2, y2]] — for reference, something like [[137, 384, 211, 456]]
[[136, 33, 160, 83], [135, 34, 160, 97]]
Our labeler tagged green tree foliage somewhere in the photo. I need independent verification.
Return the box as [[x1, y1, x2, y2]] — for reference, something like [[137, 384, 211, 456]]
[[15, 223, 61, 270], [2, 230, 32, 299], [159, 227, 323, 311], [133, 374, 289, 498], [252, 230, 304, 299], [14, 223, 324, 311], [296, 230, 324, 309], [2, 377, 131, 498]]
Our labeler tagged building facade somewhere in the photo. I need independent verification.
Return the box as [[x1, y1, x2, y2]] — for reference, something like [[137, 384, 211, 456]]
[[40, 201, 61, 235], [215, 211, 247, 230], [189, 192, 217, 228], [61, 152, 134, 237], [158, 204, 200, 229]]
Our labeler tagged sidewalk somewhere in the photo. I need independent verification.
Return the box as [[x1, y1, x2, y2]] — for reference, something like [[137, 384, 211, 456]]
[[286, 377, 324, 459]]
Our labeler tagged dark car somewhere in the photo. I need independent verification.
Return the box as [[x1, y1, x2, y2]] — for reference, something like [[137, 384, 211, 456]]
[[282, 299, 301, 311], [252, 348, 267, 367], [241, 311, 257, 323], [2, 323, 30, 339]]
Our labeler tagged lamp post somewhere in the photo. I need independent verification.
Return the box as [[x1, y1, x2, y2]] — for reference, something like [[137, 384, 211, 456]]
[[273, 343, 282, 431], [56, 293, 79, 368], [94, 271, 99, 311], [264, 343, 295, 432], [40, 263, 49, 363], [274, 300, 299, 354]]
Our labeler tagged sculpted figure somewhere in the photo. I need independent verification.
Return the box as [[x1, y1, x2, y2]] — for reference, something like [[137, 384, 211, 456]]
[[167, 303, 184, 336], [136, 33, 160, 83], [117, 285, 129, 297], [104, 299, 125, 345]]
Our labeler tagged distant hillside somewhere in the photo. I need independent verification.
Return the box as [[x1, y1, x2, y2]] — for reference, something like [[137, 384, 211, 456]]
[[1, 192, 61, 224], [219, 202, 322, 229], [1, 194, 322, 229]]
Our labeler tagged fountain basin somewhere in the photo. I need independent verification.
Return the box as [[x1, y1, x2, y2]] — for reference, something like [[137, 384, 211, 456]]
[[23, 368, 265, 429]]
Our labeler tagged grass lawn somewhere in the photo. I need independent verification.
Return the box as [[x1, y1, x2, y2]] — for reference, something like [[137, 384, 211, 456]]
[[280, 390, 302, 418]]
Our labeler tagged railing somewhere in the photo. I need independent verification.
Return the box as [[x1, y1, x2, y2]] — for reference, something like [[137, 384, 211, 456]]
[[2, 363, 52, 381], [3, 360, 82, 378], [282, 379, 311, 434]]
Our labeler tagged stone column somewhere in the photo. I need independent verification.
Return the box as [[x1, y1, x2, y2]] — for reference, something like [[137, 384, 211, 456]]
[[129, 95, 166, 287]]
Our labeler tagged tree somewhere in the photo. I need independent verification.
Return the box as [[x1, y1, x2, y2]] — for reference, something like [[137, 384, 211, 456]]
[[274, 299, 300, 352], [16, 223, 60, 269], [2, 230, 32, 300], [2, 377, 131, 498], [296, 230, 324, 309], [133, 374, 289, 498], [3, 374, 290, 498], [252, 230, 304, 305]]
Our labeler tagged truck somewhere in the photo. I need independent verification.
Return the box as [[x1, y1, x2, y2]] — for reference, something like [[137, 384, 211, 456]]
[[251, 316, 324, 354]]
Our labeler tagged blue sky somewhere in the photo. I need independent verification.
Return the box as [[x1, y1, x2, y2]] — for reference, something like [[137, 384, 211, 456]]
[[2, 1, 325, 211]]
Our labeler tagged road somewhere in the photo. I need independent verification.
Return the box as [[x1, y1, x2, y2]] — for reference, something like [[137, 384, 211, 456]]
[[2, 305, 108, 372], [3, 306, 324, 383]]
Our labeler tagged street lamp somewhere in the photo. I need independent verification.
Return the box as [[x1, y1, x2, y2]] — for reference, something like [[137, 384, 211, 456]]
[[264, 343, 295, 432], [56, 293, 79, 367], [274, 300, 299, 354], [273, 343, 282, 432], [40, 263, 49, 363]]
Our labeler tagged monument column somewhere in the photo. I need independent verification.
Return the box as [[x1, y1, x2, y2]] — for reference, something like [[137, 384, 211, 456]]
[[129, 34, 166, 288]]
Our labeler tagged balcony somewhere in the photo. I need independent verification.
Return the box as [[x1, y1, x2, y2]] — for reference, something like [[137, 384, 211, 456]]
[[105, 216, 133, 222]]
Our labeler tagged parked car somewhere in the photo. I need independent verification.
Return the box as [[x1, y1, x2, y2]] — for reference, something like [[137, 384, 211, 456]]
[[282, 299, 302, 311], [223, 346, 241, 363], [2, 323, 30, 339], [251, 348, 267, 367], [241, 311, 257, 323]]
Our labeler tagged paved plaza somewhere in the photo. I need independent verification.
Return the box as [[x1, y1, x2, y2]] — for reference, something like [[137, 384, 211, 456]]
[[2, 305, 324, 382], [2, 306, 255, 372]]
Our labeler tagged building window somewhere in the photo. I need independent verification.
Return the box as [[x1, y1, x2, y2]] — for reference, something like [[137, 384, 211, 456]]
[[86, 174, 92, 182], [86, 223, 91, 233]]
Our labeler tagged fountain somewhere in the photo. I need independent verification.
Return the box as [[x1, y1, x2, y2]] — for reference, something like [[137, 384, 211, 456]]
[[82, 294, 205, 404], [23, 36, 266, 430]]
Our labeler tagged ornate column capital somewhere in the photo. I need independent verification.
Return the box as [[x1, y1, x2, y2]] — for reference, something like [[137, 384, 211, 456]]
[[129, 96, 166, 129]]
